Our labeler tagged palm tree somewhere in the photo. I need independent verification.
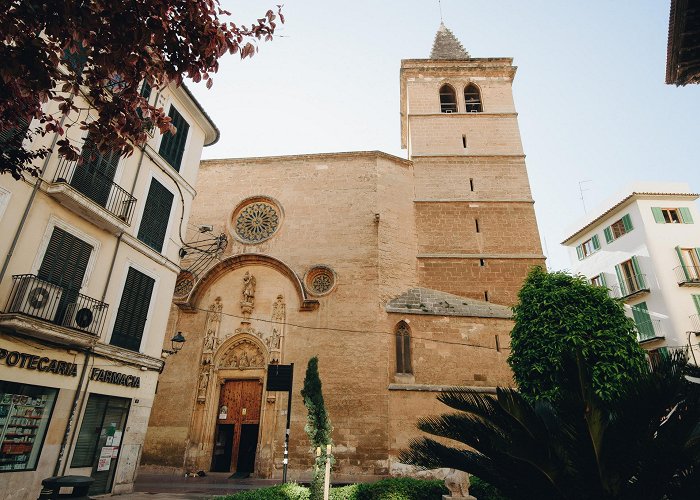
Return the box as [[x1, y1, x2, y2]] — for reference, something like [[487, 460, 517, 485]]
[[399, 351, 700, 500]]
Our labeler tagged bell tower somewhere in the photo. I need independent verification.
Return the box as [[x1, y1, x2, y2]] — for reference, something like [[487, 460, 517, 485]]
[[401, 23, 545, 305]]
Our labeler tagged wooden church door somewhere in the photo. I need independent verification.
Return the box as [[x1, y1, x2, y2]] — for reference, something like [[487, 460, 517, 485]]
[[213, 379, 263, 473]]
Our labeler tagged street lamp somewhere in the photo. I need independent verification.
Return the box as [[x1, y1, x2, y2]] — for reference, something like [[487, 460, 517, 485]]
[[162, 332, 186, 357]]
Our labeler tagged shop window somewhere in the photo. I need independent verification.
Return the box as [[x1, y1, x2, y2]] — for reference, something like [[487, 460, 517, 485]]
[[0, 381, 58, 472]]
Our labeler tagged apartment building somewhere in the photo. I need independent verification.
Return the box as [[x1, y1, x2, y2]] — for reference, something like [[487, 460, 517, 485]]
[[562, 183, 700, 364], [0, 81, 218, 498]]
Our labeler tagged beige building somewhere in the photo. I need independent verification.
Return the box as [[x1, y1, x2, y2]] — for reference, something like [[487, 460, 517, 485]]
[[0, 77, 218, 497], [143, 24, 544, 482]]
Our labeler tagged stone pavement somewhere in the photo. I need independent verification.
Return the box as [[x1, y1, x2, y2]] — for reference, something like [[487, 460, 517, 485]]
[[111, 472, 281, 499]]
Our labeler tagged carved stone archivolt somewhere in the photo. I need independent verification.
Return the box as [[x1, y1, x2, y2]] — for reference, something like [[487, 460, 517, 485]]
[[218, 339, 265, 370]]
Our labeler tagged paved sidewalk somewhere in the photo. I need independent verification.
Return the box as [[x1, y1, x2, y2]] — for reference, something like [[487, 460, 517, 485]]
[[111, 472, 282, 499]]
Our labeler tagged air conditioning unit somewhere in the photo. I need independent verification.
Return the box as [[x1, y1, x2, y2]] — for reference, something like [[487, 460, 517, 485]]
[[11, 278, 63, 321], [63, 303, 104, 335], [444, 109, 454, 113]]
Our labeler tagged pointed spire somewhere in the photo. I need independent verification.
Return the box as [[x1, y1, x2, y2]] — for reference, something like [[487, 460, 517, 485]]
[[430, 22, 469, 60]]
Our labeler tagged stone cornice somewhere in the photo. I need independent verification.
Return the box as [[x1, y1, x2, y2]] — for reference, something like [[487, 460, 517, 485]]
[[92, 343, 164, 371], [414, 198, 534, 204], [388, 383, 499, 393], [408, 112, 518, 118], [200, 150, 412, 168]]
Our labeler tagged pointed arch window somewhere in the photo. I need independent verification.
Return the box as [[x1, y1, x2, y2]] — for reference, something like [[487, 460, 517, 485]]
[[464, 83, 482, 112], [395, 321, 413, 374], [439, 84, 458, 113]]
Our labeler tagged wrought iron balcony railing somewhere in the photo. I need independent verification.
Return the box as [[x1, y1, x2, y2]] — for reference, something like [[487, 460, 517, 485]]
[[5, 274, 108, 336], [674, 265, 700, 286], [54, 157, 136, 224], [608, 273, 649, 299], [635, 318, 664, 343]]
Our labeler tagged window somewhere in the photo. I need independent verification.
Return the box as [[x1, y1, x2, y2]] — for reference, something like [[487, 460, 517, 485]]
[[0, 381, 58, 472], [69, 134, 121, 208], [647, 347, 669, 366], [631, 302, 656, 341], [395, 322, 412, 374], [71, 394, 130, 495], [590, 274, 607, 287], [576, 235, 600, 260], [439, 84, 457, 113], [464, 83, 482, 112], [137, 178, 174, 252], [110, 267, 155, 352], [615, 256, 646, 296], [158, 106, 190, 171], [675, 246, 700, 282], [652, 207, 694, 224], [604, 214, 633, 243], [62, 46, 88, 74]]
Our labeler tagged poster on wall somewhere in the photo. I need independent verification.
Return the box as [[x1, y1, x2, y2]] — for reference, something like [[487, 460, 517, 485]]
[[97, 447, 113, 471]]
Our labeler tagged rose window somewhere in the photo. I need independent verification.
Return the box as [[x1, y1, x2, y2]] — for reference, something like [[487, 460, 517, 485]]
[[234, 201, 279, 243]]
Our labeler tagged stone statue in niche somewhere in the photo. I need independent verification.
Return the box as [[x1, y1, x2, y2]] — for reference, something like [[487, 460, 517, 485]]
[[271, 294, 285, 322], [203, 297, 223, 353], [197, 368, 210, 402], [218, 339, 265, 370], [242, 272, 256, 304], [268, 328, 281, 350]]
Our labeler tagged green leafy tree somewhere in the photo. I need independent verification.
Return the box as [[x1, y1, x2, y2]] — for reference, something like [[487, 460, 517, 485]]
[[508, 267, 646, 404], [401, 351, 700, 500], [301, 356, 333, 500], [0, 0, 283, 178]]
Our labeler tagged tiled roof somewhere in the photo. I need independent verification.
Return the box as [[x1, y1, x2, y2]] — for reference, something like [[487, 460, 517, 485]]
[[430, 22, 470, 60], [386, 287, 512, 319]]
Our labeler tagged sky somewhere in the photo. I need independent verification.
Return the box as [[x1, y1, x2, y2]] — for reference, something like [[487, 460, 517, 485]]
[[188, 1, 700, 271]]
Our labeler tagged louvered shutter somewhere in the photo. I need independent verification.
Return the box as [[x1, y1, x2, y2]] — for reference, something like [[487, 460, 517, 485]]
[[70, 394, 108, 467], [0, 117, 29, 146], [631, 256, 645, 289], [599, 272, 607, 287], [71, 134, 120, 207], [622, 214, 633, 231], [651, 207, 665, 223], [110, 267, 155, 351], [137, 179, 174, 252], [679, 207, 694, 224], [576, 245, 584, 260], [631, 302, 654, 341], [693, 295, 700, 315], [604, 226, 613, 244], [38, 227, 92, 291], [676, 246, 690, 281], [615, 264, 627, 296], [158, 106, 190, 172], [592, 235, 600, 250]]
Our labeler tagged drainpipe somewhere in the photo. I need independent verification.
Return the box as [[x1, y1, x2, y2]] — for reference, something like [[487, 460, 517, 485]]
[[0, 111, 70, 285], [53, 347, 93, 476]]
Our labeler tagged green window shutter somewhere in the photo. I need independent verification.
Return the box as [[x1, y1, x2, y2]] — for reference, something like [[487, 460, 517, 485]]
[[679, 207, 694, 224], [676, 246, 690, 281], [693, 295, 700, 315], [137, 178, 174, 252], [158, 106, 190, 172], [631, 302, 654, 341], [71, 394, 108, 467], [631, 256, 646, 289], [604, 226, 613, 244], [576, 245, 584, 260], [651, 207, 665, 223], [599, 272, 607, 287], [592, 235, 600, 250], [622, 214, 634, 231], [615, 264, 627, 296], [110, 267, 155, 351]]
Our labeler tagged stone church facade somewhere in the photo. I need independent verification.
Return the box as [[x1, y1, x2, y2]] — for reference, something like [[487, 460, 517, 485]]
[[142, 24, 544, 481]]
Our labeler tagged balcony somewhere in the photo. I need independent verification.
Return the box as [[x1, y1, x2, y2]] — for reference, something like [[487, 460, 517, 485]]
[[635, 318, 665, 344], [690, 314, 700, 334], [46, 157, 136, 235], [1, 275, 108, 343], [674, 265, 700, 287], [608, 273, 650, 300]]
